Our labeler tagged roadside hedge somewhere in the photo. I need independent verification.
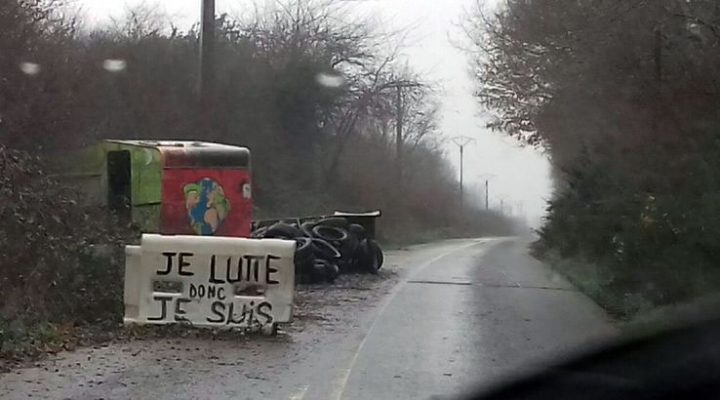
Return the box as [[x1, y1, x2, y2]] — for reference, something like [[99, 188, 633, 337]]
[[0, 146, 130, 356]]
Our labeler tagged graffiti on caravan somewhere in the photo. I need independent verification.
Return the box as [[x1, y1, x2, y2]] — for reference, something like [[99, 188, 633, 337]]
[[150, 251, 282, 326]]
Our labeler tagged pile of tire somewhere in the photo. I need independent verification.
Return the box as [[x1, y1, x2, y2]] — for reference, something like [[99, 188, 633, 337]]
[[251, 217, 384, 284]]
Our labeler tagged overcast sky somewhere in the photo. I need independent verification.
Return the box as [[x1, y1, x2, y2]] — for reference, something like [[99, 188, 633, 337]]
[[76, 0, 552, 227]]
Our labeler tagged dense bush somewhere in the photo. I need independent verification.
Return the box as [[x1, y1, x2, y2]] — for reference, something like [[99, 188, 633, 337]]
[[0, 145, 130, 354], [467, 0, 720, 317]]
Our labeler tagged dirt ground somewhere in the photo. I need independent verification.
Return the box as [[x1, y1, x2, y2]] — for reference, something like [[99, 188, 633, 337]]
[[0, 241, 498, 400], [0, 258, 402, 400]]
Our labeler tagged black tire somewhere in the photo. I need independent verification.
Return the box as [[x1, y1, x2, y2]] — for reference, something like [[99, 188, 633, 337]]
[[300, 221, 315, 237], [368, 253, 380, 274], [354, 239, 381, 274], [339, 234, 360, 272], [265, 222, 303, 239], [368, 239, 384, 270], [251, 226, 268, 238], [295, 273, 311, 284], [292, 238, 314, 277], [347, 230, 360, 252], [294, 256, 315, 276], [312, 225, 349, 242], [294, 237, 313, 262], [325, 263, 340, 283], [311, 259, 330, 283], [314, 225, 355, 270], [354, 239, 372, 272], [348, 224, 368, 241], [310, 238, 342, 261], [315, 217, 349, 229]]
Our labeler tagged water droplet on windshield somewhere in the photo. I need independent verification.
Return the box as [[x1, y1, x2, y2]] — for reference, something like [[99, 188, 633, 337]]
[[19, 62, 41, 76], [103, 59, 127, 72], [315, 73, 344, 88]]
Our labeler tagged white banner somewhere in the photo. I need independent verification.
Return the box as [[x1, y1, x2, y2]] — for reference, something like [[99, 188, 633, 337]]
[[124, 234, 295, 329]]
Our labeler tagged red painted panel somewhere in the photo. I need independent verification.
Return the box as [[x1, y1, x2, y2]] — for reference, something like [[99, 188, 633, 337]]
[[160, 169, 252, 237]]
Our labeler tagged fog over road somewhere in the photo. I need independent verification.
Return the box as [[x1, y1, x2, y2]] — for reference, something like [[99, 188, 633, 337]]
[[1, 238, 614, 400]]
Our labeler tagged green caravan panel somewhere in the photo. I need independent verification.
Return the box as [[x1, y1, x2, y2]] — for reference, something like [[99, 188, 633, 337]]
[[98, 142, 162, 204], [55, 140, 251, 235], [125, 145, 162, 208], [54, 141, 163, 232], [132, 204, 161, 232], [51, 144, 109, 207], [103, 142, 163, 232]]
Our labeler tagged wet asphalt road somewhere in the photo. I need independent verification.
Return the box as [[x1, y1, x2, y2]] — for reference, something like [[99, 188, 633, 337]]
[[337, 238, 614, 400], [0, 237, 615, 400]]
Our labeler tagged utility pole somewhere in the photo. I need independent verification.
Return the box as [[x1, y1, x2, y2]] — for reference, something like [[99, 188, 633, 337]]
[[477, 173, 496, 211], [496, 194, 508, 214], [485, 179, 489, 210], [395, 85, 403, 186], [199, 0, 216, 104], [451, 136, 475, 210]]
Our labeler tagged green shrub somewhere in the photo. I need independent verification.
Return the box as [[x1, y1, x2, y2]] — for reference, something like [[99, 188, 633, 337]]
[[537, 132, 720, 319], [0, 146, 130, 354]]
